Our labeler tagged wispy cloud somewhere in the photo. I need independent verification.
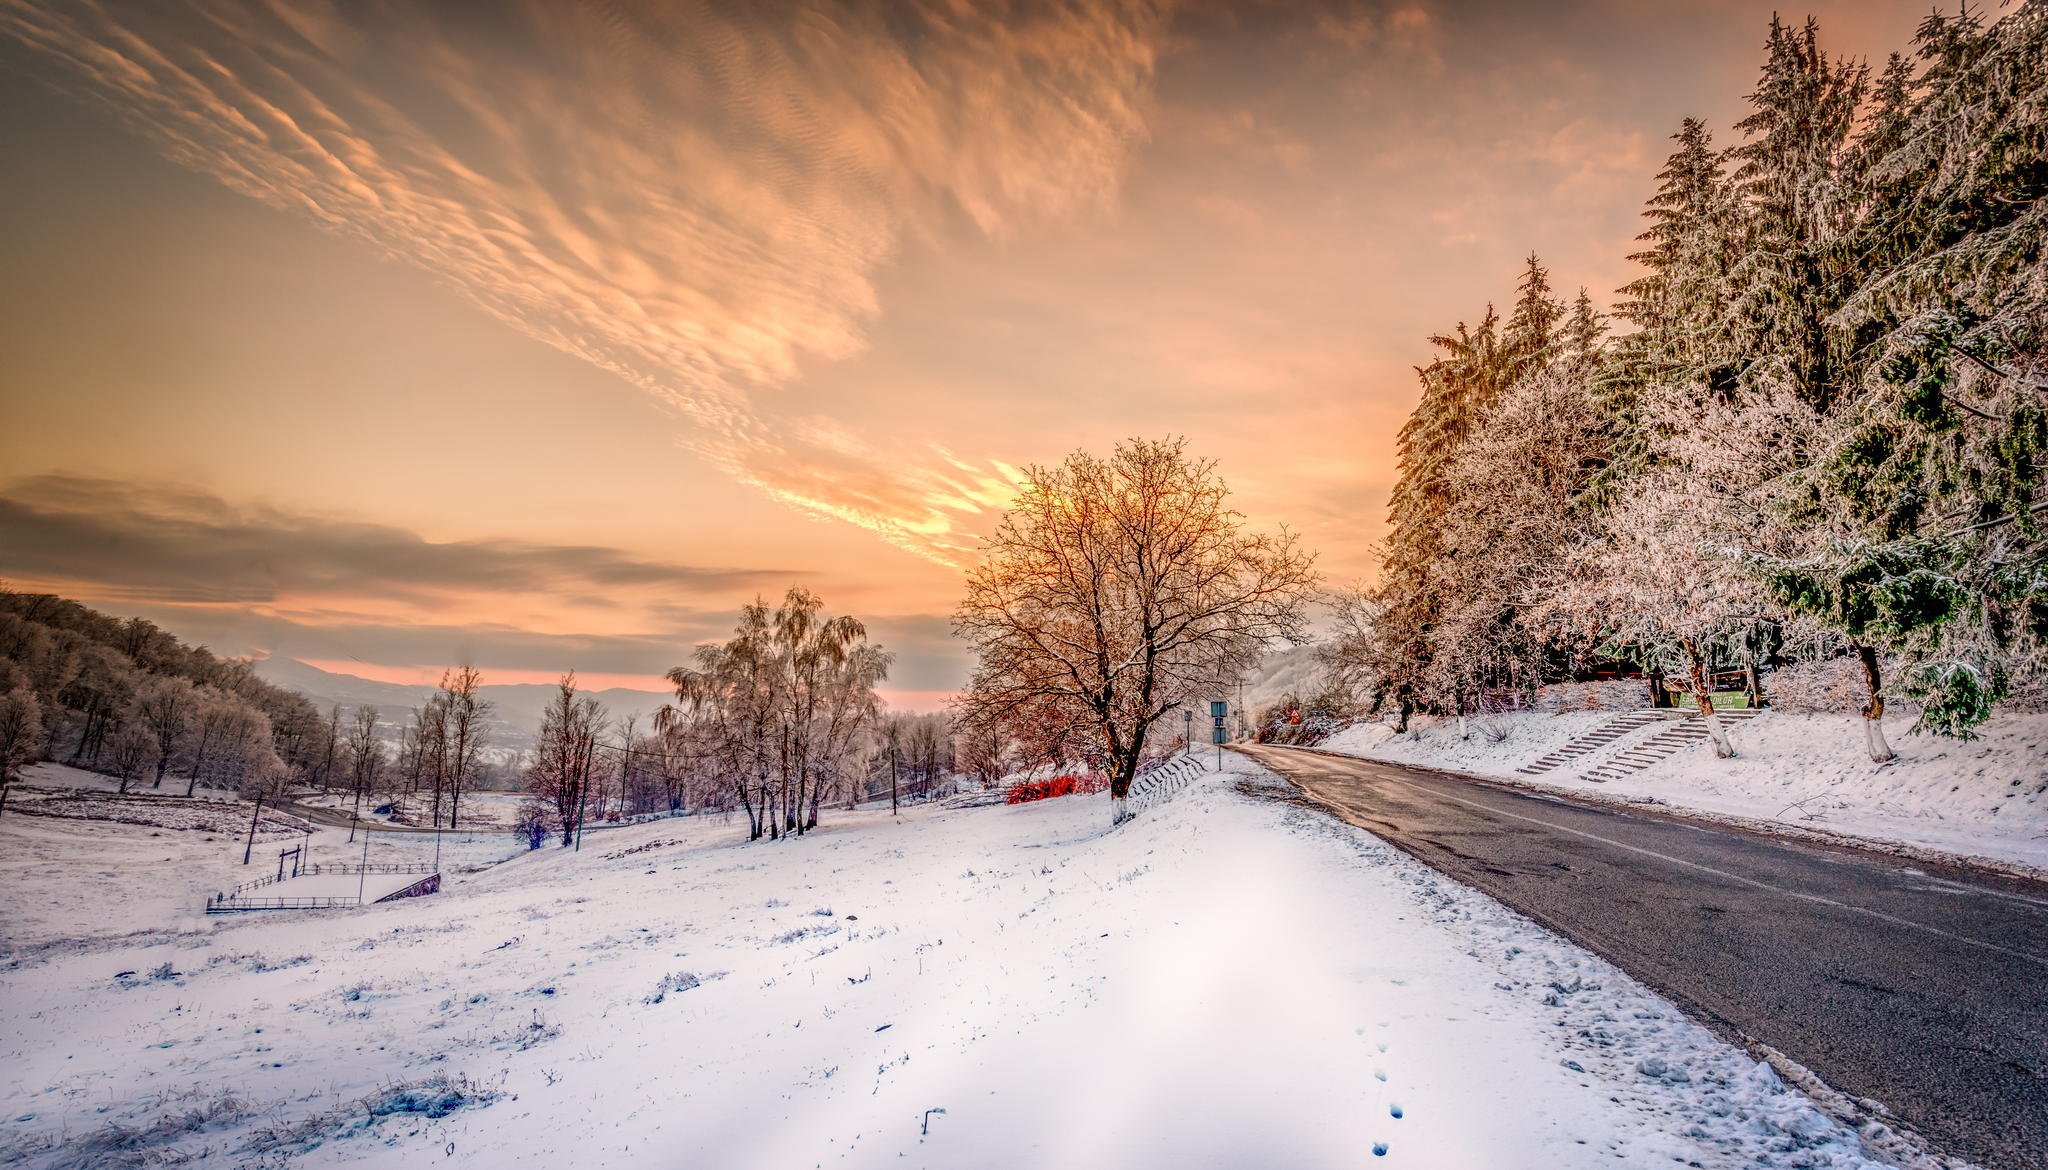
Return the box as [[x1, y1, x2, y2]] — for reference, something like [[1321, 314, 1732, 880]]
[[0, 474, 792, 605], [0, 0, 1172, 563], [0, 473, 969, 699]]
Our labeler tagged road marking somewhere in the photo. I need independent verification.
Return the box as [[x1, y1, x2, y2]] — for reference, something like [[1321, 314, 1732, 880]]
[[1276, 758, 2048, 972]]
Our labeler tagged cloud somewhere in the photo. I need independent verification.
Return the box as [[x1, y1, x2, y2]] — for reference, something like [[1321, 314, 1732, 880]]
[[0, 473, 968, 704], [0, 474, 792, 609], [0, 0, 1172, 563]]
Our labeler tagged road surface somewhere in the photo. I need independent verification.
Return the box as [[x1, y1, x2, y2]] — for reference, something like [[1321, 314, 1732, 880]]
[[1236, 744, 2048, 1170]]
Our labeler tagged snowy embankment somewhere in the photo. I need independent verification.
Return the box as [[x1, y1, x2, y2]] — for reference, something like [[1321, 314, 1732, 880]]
[[1320, 710, 2048, 871], [1, 759, 1895, 1169]]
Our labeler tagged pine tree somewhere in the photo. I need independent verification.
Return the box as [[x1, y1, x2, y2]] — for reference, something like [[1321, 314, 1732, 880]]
[[1722, 16, 1869, 409], [1770, 2, 2048, 739]]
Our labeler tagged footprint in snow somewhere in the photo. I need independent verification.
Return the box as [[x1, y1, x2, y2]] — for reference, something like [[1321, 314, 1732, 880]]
[[1372, 1141, 1390, 1156]]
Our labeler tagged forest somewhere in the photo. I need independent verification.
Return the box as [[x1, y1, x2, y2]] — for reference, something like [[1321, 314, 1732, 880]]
[[1325, 9, 2047, 762], [0, 590, 323, 812]]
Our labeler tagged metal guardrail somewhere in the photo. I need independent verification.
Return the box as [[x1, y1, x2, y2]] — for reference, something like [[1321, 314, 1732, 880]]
[[1128, 751, 1207, 811]]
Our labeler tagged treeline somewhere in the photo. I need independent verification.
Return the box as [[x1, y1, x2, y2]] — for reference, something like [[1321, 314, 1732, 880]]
[[1334, 10, 2046, 760], [524, 588, 964, 845], [333, 666, 497, 831], [0, 590, 324, 809]]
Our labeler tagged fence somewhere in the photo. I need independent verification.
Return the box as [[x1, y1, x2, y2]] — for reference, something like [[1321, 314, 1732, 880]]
[[217, 862, 435, 900], [206, 894, 365, 912], [207, 862, 441, 913]]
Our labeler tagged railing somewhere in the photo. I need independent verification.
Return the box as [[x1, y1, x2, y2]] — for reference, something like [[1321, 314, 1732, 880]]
[[1128, 751, 1207, 811], [218, 861, 436, 899], [206, 893, 363, 913]]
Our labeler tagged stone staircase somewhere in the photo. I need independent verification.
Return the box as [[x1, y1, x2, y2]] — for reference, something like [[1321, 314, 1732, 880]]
[[1514, 710, 1669, 777], [1578, 708, 1762, 783]]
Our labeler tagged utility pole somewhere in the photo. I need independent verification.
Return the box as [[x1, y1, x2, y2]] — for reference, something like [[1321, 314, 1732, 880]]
[[242, 793, 263, 865]]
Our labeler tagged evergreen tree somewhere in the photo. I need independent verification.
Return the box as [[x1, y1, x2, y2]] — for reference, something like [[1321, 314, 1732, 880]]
[[1722, 16, 1868, 409]]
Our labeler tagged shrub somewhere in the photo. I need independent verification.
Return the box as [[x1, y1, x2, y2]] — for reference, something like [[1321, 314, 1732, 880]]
[[1006, 773, 1106, 804]]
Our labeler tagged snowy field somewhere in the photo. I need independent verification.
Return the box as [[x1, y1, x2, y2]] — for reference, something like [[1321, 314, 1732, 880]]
[[1320, 710, 2048, 872], [0, 799, 525, 958], [0, 756, 1899, 1169]]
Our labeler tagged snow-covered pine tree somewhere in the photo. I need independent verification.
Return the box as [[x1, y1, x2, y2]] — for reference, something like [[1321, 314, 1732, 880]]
[[1768, 2, 2048, 742], [1722, 15, 1868, 410], [1604, 118, 1739, 497]]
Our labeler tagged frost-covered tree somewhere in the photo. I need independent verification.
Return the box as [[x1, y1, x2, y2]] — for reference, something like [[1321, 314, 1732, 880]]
[[343, 704, 384, 831], [1434, 367, 1613, 717], [0, 686, 44, 815], [106, 721, 157, 795], [667, 589, 889, 839], [1723, 15, 1868, 409], [134, 675, 195, 790], [437, 666, 491, 830], [954, 438, 1316, 824], [530, 674, 606, 847]]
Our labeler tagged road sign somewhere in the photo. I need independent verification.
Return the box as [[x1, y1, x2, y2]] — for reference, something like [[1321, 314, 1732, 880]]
[[1209, 700, 1228, 719]]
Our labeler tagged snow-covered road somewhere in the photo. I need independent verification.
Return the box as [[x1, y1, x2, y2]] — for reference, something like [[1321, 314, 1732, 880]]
[[1, 758, 1896, 1168]]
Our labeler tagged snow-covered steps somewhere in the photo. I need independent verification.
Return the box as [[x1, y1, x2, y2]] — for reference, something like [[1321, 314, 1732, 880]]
[[1513, 710, 1667, 776], [1579, 710, 1762, 783]]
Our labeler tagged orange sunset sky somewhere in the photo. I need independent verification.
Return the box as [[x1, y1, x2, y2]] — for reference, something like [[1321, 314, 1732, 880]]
[[0, 0, 1934, 707]]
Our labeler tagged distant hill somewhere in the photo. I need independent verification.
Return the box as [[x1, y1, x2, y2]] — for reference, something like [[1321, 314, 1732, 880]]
[[252, 657, 672, 755]]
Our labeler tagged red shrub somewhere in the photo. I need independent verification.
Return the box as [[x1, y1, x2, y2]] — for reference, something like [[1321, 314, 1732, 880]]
[[1006, 772, 1108, 804]]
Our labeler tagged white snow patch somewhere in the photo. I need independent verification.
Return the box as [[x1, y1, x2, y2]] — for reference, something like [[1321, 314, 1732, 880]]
[[0, 758, 1893, 1168]]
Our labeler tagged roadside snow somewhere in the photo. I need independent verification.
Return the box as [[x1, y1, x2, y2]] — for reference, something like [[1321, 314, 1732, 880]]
[[1321, 710, 2048, 871], [0, 759, 1892, 1168]]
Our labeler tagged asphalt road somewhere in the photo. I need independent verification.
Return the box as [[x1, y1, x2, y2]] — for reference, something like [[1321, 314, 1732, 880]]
[[1236, 744, 2048, 1170]]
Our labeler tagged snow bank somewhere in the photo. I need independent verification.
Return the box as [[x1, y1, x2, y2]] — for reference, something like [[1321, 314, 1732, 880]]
[[1321, 709, 2048, 870], [0, 758, 1895, 1168]]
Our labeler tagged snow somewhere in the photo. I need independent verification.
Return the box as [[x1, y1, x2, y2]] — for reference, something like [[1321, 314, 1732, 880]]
[[0, 757, 1895, 1168], [1319, 709, 2048, 871], [0, 811, 522, 958]]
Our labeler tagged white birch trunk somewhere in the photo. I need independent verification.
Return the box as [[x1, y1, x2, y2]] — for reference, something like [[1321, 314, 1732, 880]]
[[1864, 716, 1894, 764], [1701, 709, 1734, 759]]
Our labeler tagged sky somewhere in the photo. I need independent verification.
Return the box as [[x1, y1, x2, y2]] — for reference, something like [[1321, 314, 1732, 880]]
[[0, 0, 1935, 709]]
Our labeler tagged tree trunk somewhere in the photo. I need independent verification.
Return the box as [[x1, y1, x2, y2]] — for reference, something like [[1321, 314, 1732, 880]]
[[1855, 643, 1896, 763], [1109, 749, 1138, 826], [1683, 639, 1734, 759], [1394, 687, 1413, 735]]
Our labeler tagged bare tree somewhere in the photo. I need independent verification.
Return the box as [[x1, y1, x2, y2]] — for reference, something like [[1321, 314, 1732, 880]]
[[106, 721, 157, 794], [955, 438, 1317, 823], [439, 665, 491, 829], [343, 704, 384, 832], [529, 673, 605, 847], [134, 677, 196, 790], [955, 718, 1007, 791], [0, 686, 44, 815]]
